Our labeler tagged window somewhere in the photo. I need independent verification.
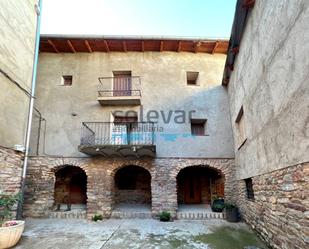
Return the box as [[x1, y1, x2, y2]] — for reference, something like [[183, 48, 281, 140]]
[[186, 71, 199, 85], [245, 178, 254, 200], [191, 119, 206, 136], [235, 106, 246, 148], [113, 71, 132, 96], [61, 75, 72, 86]]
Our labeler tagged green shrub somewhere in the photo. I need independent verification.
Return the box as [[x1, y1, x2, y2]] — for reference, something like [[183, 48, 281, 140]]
[[159, 211, 171, 222], [224, 203, 237, 209], [92, 214, 103, 222], [0, 193, 20, 226]]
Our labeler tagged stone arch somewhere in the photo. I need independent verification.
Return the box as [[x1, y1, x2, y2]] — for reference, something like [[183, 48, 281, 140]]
[[167, 160, 230, 212], [50, 164, 88, 210], [176, 165, 224, 205], [112, 164, 152, 209]]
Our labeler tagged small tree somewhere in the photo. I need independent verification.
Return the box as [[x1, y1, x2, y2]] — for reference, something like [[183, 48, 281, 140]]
[[0, 193, 20, 226]]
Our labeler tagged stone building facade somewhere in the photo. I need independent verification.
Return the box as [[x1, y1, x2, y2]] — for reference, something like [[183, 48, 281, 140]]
[[223, 0, 309, 248], [24, 157, 235, 219], [0, 0, 38, 197], [23, 37, 236, 220]]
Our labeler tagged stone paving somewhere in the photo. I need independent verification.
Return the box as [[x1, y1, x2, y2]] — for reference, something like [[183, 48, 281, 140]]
[[14, 218, 269, 249]]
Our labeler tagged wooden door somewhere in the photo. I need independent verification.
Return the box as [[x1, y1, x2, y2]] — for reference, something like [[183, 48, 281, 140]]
[[113, 76, 131, 96], [184, 175, 201, 204]]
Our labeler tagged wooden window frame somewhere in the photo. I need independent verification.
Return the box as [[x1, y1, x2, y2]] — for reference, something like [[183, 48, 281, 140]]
[[244, 178, 255, 201], [191, 119, 207, 136]]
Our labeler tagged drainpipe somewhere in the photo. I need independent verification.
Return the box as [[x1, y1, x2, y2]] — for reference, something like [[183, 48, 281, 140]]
[[16, 0, 42, 219]]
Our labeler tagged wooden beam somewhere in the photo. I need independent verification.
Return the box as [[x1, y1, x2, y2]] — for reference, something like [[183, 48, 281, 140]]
[[47, 39, 59, 53], [67, 40, 76, 53], [228, 64, 234, 71], [84, 40, 92, 53], [243, 0, 255, 8], [122, 41, 127, 52], [177, 41, 182, 52], [141, 41, 145, 52], [194, 41, 201, 53], [160, 41, 164, 52], [103, 40, 110, 52], [231, 46, 239, 54], [212, 41, 219, 54]]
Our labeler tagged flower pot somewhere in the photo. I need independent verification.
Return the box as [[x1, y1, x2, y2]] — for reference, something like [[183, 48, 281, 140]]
[[225, 207, 239, 222], [0, 220, 25, 249]]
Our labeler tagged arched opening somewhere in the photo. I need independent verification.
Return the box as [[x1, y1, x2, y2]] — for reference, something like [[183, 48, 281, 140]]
[[54, 166, 87, 211], [177, 166, 224, 211], [114, 165, 151, 212]]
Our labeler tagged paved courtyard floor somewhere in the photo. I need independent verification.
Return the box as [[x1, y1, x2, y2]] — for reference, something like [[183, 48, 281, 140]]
[[14, 218, 269, 249]]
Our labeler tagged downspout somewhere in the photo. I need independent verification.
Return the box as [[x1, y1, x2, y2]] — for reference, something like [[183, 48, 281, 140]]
[[17, 0, 42, 219]]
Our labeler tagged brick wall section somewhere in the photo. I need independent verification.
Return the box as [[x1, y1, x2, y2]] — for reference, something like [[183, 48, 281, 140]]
[[23, 157, 235, 219], [0, 146, 23, 194], [234, 163, 309, 249]]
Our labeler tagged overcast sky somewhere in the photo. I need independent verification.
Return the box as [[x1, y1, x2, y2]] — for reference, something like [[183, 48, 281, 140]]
[[40, 0, 237, 38]]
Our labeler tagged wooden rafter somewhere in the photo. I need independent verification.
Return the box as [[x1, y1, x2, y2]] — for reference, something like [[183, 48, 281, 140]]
[[40, 38, 229, 54], [243, 0, 255, 8], [177, 41, 182, 52], [194, 41, 201, 53], [67, 40, 76, 53], [228, 64, 234, 71], [122, 41, 127, 52], [84, 40, 92, 53], [231, 46, 239, 54], [212, 41, 219, 54], [103, 40, 110, 52], [47, 39, 59, 53], [160, 41, 164, 52]]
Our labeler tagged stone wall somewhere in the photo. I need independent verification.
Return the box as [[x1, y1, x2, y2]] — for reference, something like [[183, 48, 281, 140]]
[[233, 162, 308, 249], [0, 146, 23, 194], [23, 156, 234, 219]]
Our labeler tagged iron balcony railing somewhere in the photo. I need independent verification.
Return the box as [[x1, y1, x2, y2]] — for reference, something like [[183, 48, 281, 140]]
[[98, 76, 141, 97], [80, 122, 154, 146]]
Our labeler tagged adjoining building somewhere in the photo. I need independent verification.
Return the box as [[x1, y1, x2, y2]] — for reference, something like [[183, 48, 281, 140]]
[[222, 0, 309, 248], [0, 0, 39, 199]]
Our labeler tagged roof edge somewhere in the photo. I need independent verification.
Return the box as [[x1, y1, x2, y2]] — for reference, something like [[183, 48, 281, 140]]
[[40, 34, 229, 42]]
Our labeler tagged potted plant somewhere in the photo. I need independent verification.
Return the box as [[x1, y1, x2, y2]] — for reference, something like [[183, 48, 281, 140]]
[[159, 211, 171, 222], [211, 197, 225, 212], [0, 193, 25, 249], [224, 203, 239, 222]]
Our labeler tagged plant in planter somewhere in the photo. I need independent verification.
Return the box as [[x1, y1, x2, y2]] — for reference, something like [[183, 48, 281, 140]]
[[92, 214, 103, 222], [211, 197, 225, 213], [0, 193, 25, 249], [224, 203, 239, 222], [159, 211, 171, 222]]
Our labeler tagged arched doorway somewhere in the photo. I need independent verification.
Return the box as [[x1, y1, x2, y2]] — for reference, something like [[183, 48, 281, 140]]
[[54, 166, 87, 211], [114, 165, 151, 211], [177, 166, 224, 210]]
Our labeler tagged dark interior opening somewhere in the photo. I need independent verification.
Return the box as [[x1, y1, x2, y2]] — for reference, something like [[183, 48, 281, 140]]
[[114, 165, 151, 204], [54, 166, 87, 204]]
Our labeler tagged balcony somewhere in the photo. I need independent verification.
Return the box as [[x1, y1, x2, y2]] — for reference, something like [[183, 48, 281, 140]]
[[97, 76, 141, 106], [78, 122, 156, 158]]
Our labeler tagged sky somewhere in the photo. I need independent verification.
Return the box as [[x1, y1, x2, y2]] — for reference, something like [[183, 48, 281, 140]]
[[40, 0, 237, 38]]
